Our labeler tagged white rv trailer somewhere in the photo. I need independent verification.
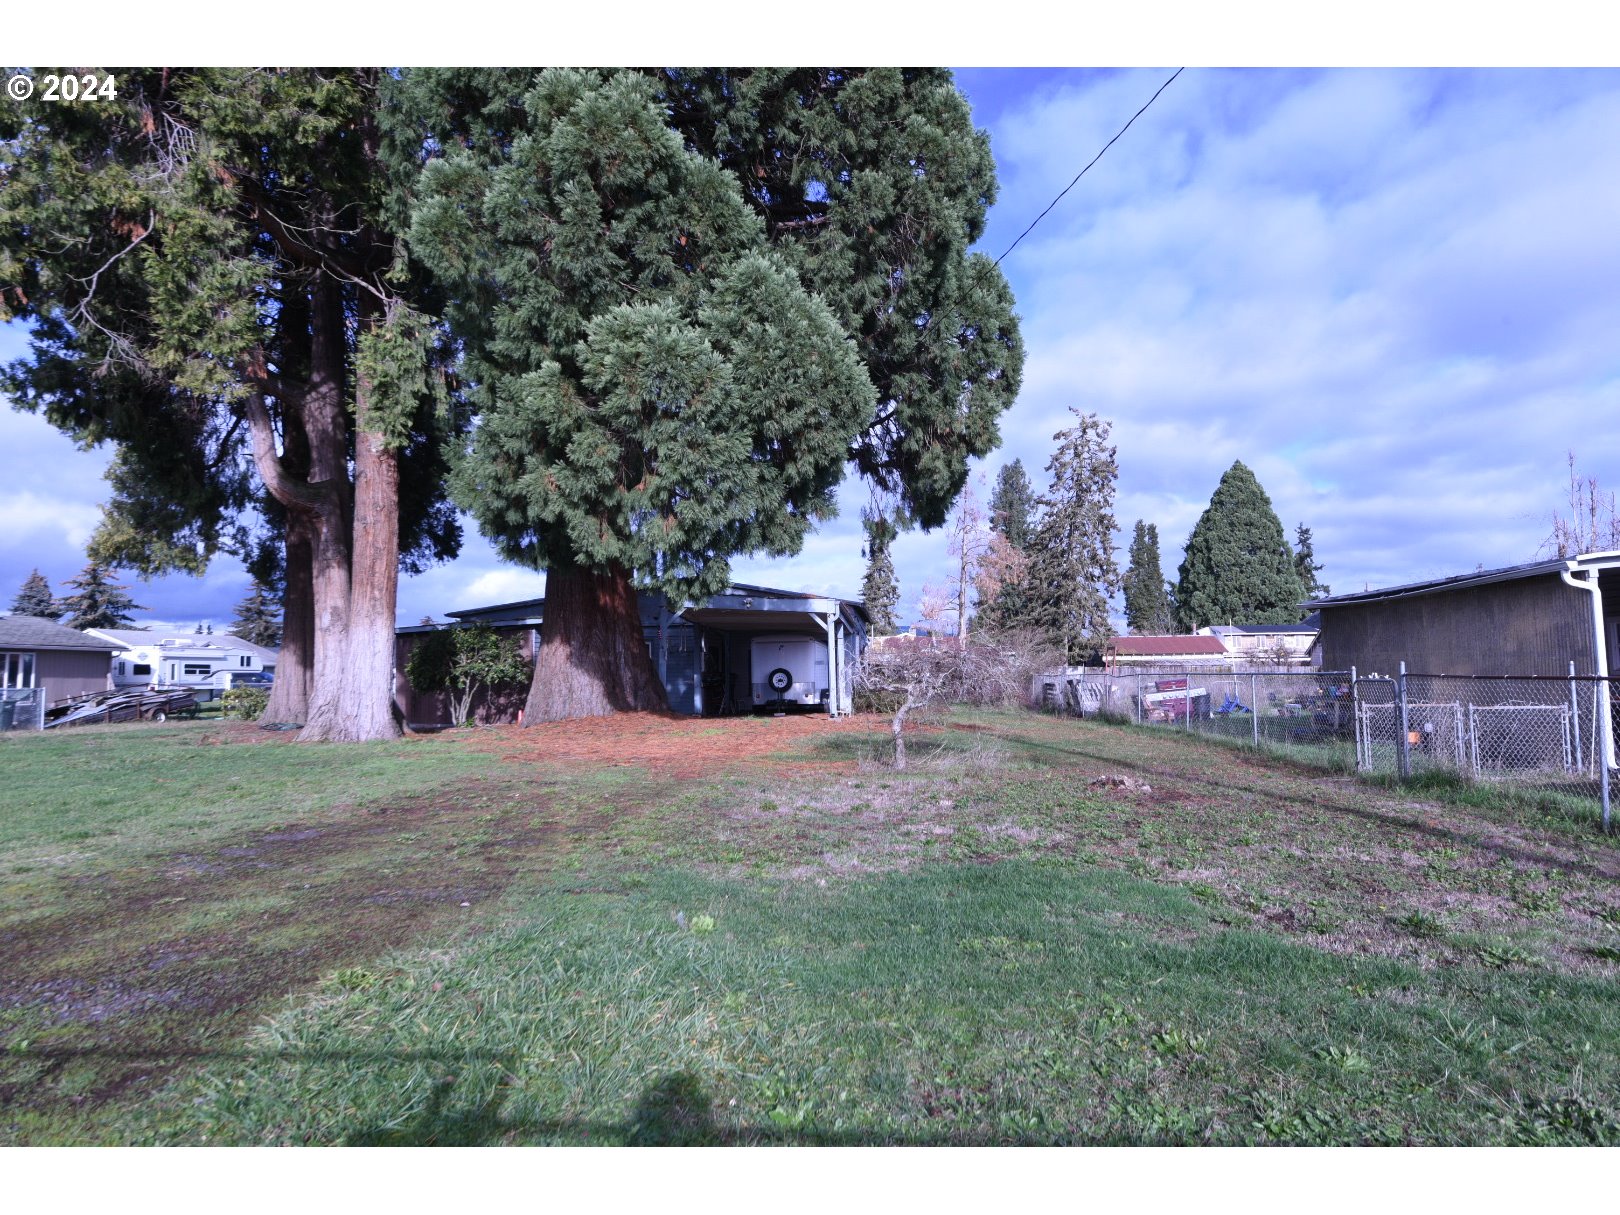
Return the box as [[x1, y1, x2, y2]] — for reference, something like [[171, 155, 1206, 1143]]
[[83, 628, 269, 697], [750, 633, 830, 709]]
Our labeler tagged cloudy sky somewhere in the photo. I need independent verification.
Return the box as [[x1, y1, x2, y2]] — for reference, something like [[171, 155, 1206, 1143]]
[[4, 65, 1619, 631]]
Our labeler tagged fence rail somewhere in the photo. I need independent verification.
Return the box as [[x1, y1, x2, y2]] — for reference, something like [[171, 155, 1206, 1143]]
[[0, 687, 45, 732], [1038, 662, 1615, 830]]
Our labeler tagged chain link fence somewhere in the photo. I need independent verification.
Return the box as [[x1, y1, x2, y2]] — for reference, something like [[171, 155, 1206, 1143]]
[[0, 687, 45, 733], [1038, 662, 1614, 829]]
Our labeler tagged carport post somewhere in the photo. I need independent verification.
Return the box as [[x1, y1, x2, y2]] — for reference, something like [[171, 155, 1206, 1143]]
[[824, 612, 837, 717]]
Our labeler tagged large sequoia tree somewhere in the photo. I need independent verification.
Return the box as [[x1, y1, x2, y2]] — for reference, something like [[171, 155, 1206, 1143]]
[[406, 70, 876, 720], [398, 67, 1023, 720], [1, 68, 460, 739]]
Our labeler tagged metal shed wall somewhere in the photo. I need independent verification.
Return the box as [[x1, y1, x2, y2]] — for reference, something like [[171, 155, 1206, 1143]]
[[1318, 574, 1598, 676]]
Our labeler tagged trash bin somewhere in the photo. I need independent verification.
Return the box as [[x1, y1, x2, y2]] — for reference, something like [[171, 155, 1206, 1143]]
[[0, 699, 16, 731]]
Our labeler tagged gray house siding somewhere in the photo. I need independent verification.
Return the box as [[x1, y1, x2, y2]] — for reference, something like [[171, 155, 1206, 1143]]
[[1319, 575, 1599, 676], [36, 648, 116, 702]]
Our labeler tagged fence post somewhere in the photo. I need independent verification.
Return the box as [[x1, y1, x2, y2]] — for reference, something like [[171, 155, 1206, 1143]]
[[1397, 661, 1412, 781], [1184, 676, 1192, 732], [1601, 677, 1613, 833], [1251, 673, 1259, 748], [1350, 666, 1360, 771], [1570, 660, 1583, 772]]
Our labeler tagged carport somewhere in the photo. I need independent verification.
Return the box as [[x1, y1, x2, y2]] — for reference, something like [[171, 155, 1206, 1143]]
[[678, 584, 868, 717]]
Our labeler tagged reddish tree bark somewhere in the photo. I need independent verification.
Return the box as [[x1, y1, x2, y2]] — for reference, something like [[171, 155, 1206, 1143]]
[[526, 563, 668, 722], [262, 513, 315, 725]]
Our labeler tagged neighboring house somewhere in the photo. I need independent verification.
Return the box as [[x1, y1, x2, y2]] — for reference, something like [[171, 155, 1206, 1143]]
[[0, 615, 119, 730], [1197, 614, 1321, 666], [395, 582, 870, 728], [1102, 635, 1231, 671], [1307, 551, 1620, 677], [84, 628, 275, 695]]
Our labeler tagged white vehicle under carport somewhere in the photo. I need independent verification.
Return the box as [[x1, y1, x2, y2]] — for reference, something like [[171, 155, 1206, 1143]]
[[751, 634, 830, 710]]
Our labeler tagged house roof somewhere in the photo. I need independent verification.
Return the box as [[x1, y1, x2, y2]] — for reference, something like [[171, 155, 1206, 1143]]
[[85, 627, 279, 663], [448, 583, 870, 626], [1203, 614, 1321, 637], [1304, 551, 1620, 610], [0, 615, 121, 652], [1105, 635, 1229, 657]]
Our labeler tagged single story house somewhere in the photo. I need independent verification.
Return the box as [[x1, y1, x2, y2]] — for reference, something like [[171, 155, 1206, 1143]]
[[84, 628, 277, 694], [1102, 634, 1230, 671], [395, 582, 870, 729], [1196, 614, 1321, 666], [1307, 551, 1620, 678], [0, 615, 119, 730]]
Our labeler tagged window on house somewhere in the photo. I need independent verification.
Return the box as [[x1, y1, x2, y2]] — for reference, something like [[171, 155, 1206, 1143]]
[[2, 652, 37, 689]]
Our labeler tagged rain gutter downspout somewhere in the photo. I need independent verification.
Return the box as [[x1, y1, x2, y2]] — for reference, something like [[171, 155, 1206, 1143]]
[[1561, 565, 1614, 807]]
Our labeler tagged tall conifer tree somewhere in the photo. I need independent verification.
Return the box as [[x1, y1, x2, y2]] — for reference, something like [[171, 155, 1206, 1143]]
[[56, 563, 145, 631], [230, 580, 283, 649], [9, 570, 60, 620], [402, 68, 1020, 719], [1175, 462, 1306, 629], [1027, 412, 1120, 663], [1123, 521, 1174, 634], [860, 516, 901, 636], [1293, 523, 1330, 602]]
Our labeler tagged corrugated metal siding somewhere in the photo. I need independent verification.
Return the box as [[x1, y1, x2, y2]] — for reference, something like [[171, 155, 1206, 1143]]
[[35, 649, 114, 702], [1320, 574, 1598, 675]]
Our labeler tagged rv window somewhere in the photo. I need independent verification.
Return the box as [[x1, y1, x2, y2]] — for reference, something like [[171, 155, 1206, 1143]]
[[132, 663, 152, 676], [182, 663, 212, 676], [116, 661, 126, 676], [240, 656, 253, 667]]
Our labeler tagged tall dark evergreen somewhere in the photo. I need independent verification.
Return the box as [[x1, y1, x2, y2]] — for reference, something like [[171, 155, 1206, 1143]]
[[654, 69, 1024, 531], [9, 570, 60, 620], [860, 516, 901, 636], [989, 460, 1036, 549], [1123, 521, 1174, 634], [1293, 523, 1330, 602], [56, 563, 146, 631], [1027, 412, 1120, 663], [230, 580, 283, 649], [1175, 462, 1307, 629], [2, 69, 461, 740], [976, 459, 1039, 632], [401, 68, 1021, 720]]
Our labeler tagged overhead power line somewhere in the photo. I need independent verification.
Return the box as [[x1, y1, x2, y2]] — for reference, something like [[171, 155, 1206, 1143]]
[[993, 66, 1185, 268]]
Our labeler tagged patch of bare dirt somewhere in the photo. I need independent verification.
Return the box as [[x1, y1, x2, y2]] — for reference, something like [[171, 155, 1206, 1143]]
[[0, 776, 635, 1122], [458, 711, 894, 778]]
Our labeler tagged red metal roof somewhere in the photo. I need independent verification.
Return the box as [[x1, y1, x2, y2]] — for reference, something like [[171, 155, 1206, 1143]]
[[1105, 635, 1228, 656]]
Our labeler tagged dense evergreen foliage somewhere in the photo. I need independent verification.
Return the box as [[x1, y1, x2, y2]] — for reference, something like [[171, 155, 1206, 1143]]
[[1123, 521, 1174, 634], [1, 68, 462, 739], [9, 570, 60, 620], [230, 580, 283, 649], [1027, 412, 1120, 662], [975, 459, 1039, 633], [1293, 523, 1330, 602], [1175, 462, 1307, 629], [860, 517, 901, 636], [55, 563, 145, 630]]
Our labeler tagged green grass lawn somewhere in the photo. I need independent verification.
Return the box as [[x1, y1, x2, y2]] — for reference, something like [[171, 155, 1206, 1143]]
[[3, 711, 1619, 1145]]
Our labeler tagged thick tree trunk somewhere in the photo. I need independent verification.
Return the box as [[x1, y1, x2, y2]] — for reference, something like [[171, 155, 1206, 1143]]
[[526, 563, 668, 722], [262, 513, 315, 724], [301, 426, 402, 741]]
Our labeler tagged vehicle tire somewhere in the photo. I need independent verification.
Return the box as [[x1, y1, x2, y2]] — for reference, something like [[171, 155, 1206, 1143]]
[[152, 710, 167, 723], [766, 667, 794, 694]]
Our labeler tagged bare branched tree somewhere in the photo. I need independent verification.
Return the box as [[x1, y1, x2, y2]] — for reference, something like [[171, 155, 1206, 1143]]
[[856, 630, 1060, 769], [1544, 452, 1620, 558]]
